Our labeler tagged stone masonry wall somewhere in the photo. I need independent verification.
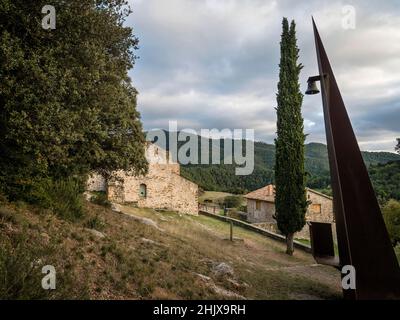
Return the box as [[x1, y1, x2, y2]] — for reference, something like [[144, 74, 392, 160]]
[[246, 199, 275, 223], [86, 143, 198, 215], [246, 189, 335, 240], [86, 174, 106, 192], [296, 190, 334, 239], [108, 163, 198, 215]]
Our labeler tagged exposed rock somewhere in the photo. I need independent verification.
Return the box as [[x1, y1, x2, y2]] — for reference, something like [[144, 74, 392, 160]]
[[227, 278, 249, 289], [194, 273, 212, 281], [194, 272, 246, 299], [84, 228, 106, 238], [141, 237, 156, 244], [212, 262, 234, 277], [83, 192, 92, 201], [40, 232, 50, 244], [211, 284, 246, 300], [121, 212, 164, 232], [140, 237, 166, 247], [111, 203, 122, 213]]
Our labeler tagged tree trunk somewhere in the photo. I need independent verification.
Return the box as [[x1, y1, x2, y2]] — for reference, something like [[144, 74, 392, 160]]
[[286, 233, 294, 255]]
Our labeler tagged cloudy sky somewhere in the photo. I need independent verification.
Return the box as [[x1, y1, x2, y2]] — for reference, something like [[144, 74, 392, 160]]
[[126, 0, 400, 152]]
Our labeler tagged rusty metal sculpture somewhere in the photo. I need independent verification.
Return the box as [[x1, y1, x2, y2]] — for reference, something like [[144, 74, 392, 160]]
[[306, 19, 400, 299]]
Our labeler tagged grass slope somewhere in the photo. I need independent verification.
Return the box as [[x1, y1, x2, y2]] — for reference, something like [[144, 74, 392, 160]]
[[0, 200, 342, 300]]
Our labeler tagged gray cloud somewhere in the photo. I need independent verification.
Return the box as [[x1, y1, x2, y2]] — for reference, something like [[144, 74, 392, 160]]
[[128, 0, 400, 152]]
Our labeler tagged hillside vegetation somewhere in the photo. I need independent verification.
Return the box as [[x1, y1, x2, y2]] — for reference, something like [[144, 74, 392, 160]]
[[0, 199, 341, 300], [179, 139, 400, 200]]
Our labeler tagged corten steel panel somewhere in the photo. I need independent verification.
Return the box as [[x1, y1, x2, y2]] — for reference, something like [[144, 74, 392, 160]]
[[309, 222, 336, 262], [312, 19, 400, 299]]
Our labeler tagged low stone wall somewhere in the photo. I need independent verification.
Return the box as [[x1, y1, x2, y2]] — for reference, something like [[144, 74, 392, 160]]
[[253, 221, 336, 241], [199, 211, 312, 253]]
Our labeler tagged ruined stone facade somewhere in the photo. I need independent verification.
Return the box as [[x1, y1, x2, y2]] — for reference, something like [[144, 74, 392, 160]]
[[87, 143, 199, 215], [244, 184, 334, 239]]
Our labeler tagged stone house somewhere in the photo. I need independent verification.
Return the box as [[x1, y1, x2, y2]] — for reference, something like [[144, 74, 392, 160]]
[[87, 143, 199, 215], [244, 184, 334, 239]]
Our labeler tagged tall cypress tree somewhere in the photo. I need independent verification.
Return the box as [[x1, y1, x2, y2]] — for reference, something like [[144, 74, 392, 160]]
[[274, 18, 308, 255]]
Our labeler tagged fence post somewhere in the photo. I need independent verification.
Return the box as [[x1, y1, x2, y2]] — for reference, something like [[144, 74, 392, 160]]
[[230, 221, 233, 241]]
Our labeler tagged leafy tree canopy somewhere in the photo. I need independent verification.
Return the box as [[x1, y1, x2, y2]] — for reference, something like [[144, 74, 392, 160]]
[[0, 0, 148, 199], [382, 199, 400, 246]]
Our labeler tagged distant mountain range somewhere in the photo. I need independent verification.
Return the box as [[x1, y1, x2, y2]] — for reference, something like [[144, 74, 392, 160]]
[[149, 131, 400, 201]]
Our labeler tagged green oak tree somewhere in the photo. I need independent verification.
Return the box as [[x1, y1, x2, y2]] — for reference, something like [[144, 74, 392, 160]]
[[0, 0, 148, 200], [382, 199, 400, 247]]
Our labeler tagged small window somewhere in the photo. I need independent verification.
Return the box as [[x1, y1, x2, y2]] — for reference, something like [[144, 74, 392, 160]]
[[139, 184, 147, 198], [311, 203, 321, 213], [256, 200, 261, 210]]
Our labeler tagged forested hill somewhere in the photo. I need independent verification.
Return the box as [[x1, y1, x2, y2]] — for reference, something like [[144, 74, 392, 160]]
[[172, 138, 400, 199]]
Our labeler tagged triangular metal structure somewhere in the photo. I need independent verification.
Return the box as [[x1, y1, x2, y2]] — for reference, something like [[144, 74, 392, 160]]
[[312, 18, 400, 299]]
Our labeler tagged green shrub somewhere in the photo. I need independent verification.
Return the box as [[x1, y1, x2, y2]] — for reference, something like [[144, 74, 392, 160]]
[[0, 206, 17, 224], [382, 199, 400, 246], [0, 233, 52, 299], [48, 178, 85, 221], [26, 177, 85, 221], [90, 191, 111, 208], [0, 231, 87, 299], [6, 175, 86, 219], [84, 215, 106, 230], [222, 195, 243, 208]]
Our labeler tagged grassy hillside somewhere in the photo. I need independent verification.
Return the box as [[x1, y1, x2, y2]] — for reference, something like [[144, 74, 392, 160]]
[[0, 199, 342, 300]]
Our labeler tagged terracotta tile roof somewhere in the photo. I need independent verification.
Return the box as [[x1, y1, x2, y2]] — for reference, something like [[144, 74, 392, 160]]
[[244, 184, 275, 202], [306, 187, 333, 200]]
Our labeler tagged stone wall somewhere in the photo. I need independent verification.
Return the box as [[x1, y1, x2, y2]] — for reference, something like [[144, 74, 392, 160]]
[[246, 188, 335, 240], [305, 189, 333, 223], [246, 199, 275, 223], [108, 164, 198, 215], [86, 174, 106, 192], [86, 143, 198, 215], [295, 189, 335, 239]]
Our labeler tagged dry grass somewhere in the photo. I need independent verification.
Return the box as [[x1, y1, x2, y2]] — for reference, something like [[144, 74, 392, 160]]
[[0, 201, 342, 300]]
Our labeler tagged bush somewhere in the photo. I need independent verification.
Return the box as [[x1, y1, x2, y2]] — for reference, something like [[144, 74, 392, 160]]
[[84, 215, 106, 231], [49, 178, 85, 221], [0, 231, 87, 299], [0, 193, 8, 204], [90, 191, 111, 208], [27, 177, 85, 221], [222, 195, 243, 208], [0, 206, 17, 224], [0, 233, 51, 299], [382, 199, 400, 246]]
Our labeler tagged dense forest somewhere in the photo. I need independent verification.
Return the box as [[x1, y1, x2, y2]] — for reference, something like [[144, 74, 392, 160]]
[[173, 137, 400, 202]]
